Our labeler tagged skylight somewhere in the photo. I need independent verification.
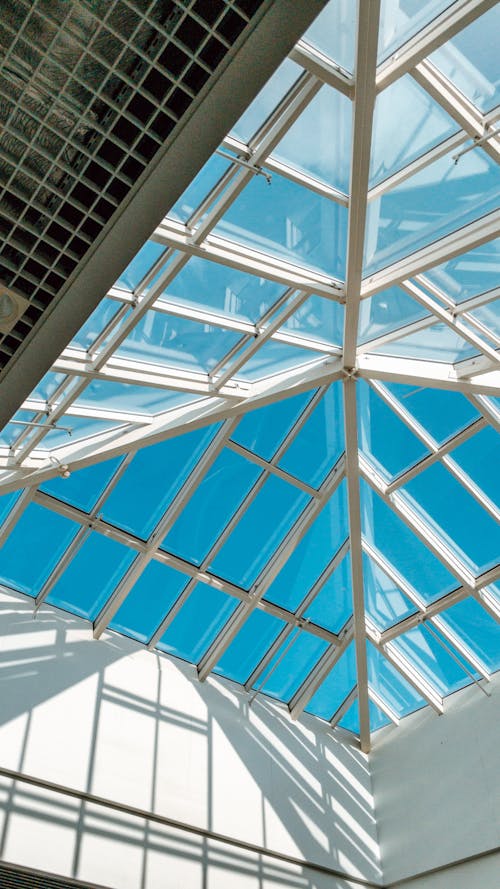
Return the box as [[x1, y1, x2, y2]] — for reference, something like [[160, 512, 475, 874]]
[[0, 0, 498, 753]]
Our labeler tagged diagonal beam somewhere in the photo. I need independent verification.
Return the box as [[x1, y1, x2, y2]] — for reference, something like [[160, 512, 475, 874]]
[[288, 618, 354, 720], [366, 620, 444, 713], [330, 686, 358, 729], [290, 41, 355, 98], [343, 0, 381, 368], [376, 0, 497, 92], [357, 352, 500, 396]]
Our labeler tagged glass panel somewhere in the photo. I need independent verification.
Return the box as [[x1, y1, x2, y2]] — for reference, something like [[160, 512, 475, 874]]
[[257, 631, 328, 703], [470, 299, 500, 341], [213, 609, 285, 684], [161, 449, 261, 565], [302, 0, 356, 72], [360, 480, 458, 602], [370, 74, 458, 187], [110, 561, 188, 644], [168, 153, 231, 223], [430, 7, 500, 113], [273, 84, 351, 194], [158, 583, 238, 663], [0, 504, 78, 597], [116, 310, 242, 373], [306, 643, 356, 721], [0, 491, 20, 525], [304, 552, 353, 633], [367, 642, 426, 719], [0, 410, 36, 448], [452, 426, 500, 505], [74, 380, 201, 416], [40, 416, 124, 450], [364, 144, 500, 276], [369, 700, 392, 732], [364, 554, 416, 631], [47, 533, 135, 620], [378, 0, 454, 62], [215, 172, 348, 278], [29, 371, 67, 404], [392, 624, 471, 696], [103, 424, 218, 538], [210, 476, 310, 589], [231, 58, 302, 143], [70, 298, 124, 350], [383, 383, 480, 443], [40, 457, 122, 513], [283, 295, 344, 347], [402, 463, 500, 572], [339, 698, 359, 734], [160, 255, 285, 323], [233, 339, 324, 382], [370, 321, 478, 363], [115, 241, 166, 291], [437, 598, 500, 673], [264, 482, 349, 612], [231, 389, 314, 461], [422, 239, 500, 303], [279, 383, 344, 487], [357, 380, 428, 481], [358, 286, 429, 345]]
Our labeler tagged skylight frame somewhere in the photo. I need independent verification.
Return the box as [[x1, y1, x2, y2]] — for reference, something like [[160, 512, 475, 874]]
[[0, 0, 498, 752]]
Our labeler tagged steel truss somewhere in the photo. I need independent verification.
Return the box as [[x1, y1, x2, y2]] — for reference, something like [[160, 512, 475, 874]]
[[0, 0, 498, 752]]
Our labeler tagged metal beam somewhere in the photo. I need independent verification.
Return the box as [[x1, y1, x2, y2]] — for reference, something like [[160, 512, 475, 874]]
[[357, 353, 500, 396], [288, 619, 354, 720], [290, 41, 355, 99]]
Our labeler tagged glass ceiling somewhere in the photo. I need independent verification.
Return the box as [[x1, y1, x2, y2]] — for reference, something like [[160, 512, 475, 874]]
[[0, 0, 498, 751]]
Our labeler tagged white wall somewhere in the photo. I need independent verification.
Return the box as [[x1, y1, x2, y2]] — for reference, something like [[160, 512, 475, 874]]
[[371, 671, 500, 887], [0, 589, 381, 889]]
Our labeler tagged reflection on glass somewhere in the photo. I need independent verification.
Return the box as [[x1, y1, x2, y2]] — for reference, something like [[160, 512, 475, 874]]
[[437, 598, 500, 672], [115, 241, 166, 292], [370, 75, 458, 186], [305, 552, 352, 633], [168, 154, 231, 223], [370, 321, 478, 363], [392, 624, 470, 696], [367, 642, 425, 718], [279, 383, 345, 486], [284, 295, 344, 347], [231, 59, 302, 143], [74, 380, 200, 416], [363, 553, 416, 630], [422, 240, 500, 302], [378, 0, 453, 62], [40, 457, 122, 513], [302, 0, 356, 72], [383, 383, 479, 443], [233, 339, 325, 382]]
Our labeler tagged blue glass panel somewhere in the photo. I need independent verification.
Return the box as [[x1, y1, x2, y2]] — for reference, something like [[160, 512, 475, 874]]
[[41, 416, 123, 449], [438, 598, 500, 673], [161, 256, 285, 323], [215, 172, 348, 278], [378, 0, 453, 62], [303, 1, 355, 72], [116, 310, 241, 373], [383, 383, 479, 443], [0, 504, 78, 597], [369, 700, 391, 732], [370, 75, 458, 186], [47, 533, 135, 620], [283, 295, 344, 347], [258, 632, 328, 703], [422, 240, 500, 303], [29, 371, 67, 404], [110, 561, 188, 644], [158, 583, 238, 663], [40, 458, 122, 513], [231, 59, 301, 142], [0, 491, 20, 525], [371, 322, 478, 363], [339, 698, 359, 734], [363, 554, 416, 631], [74, 380, 199, 416], [306, 644, 356, 721], [233, 339, 324, 382], [358, 286, 428, 345], [0, 410, 36, 448], [357, 380, 428, 481], [470, 300, 500, 340], [162, 449, 261, 565], [210, 477, 309, 589], [103, 424, 217, 539], [232, 389, 314, 460], [213, 609, 285, 684], [402, 463, 500, 573], [264, 483, 349, 611], [115, 241, 166, 291], [360, 480, 457, 602], [305, 551, 352, 633], [392, 624, 471, 696], [452, 427, 500, 505], [279, 383, 344, 487], [430, 7, 500, 113], [168, 154, 230, 222], [70, 298, 124, 350], [367, 642, 426, 719], [274, 85, 351, 194], [364, 145, 500, 276]]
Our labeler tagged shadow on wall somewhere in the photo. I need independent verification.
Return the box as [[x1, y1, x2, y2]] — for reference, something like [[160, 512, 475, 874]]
[[0, 589, 381, 889]]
